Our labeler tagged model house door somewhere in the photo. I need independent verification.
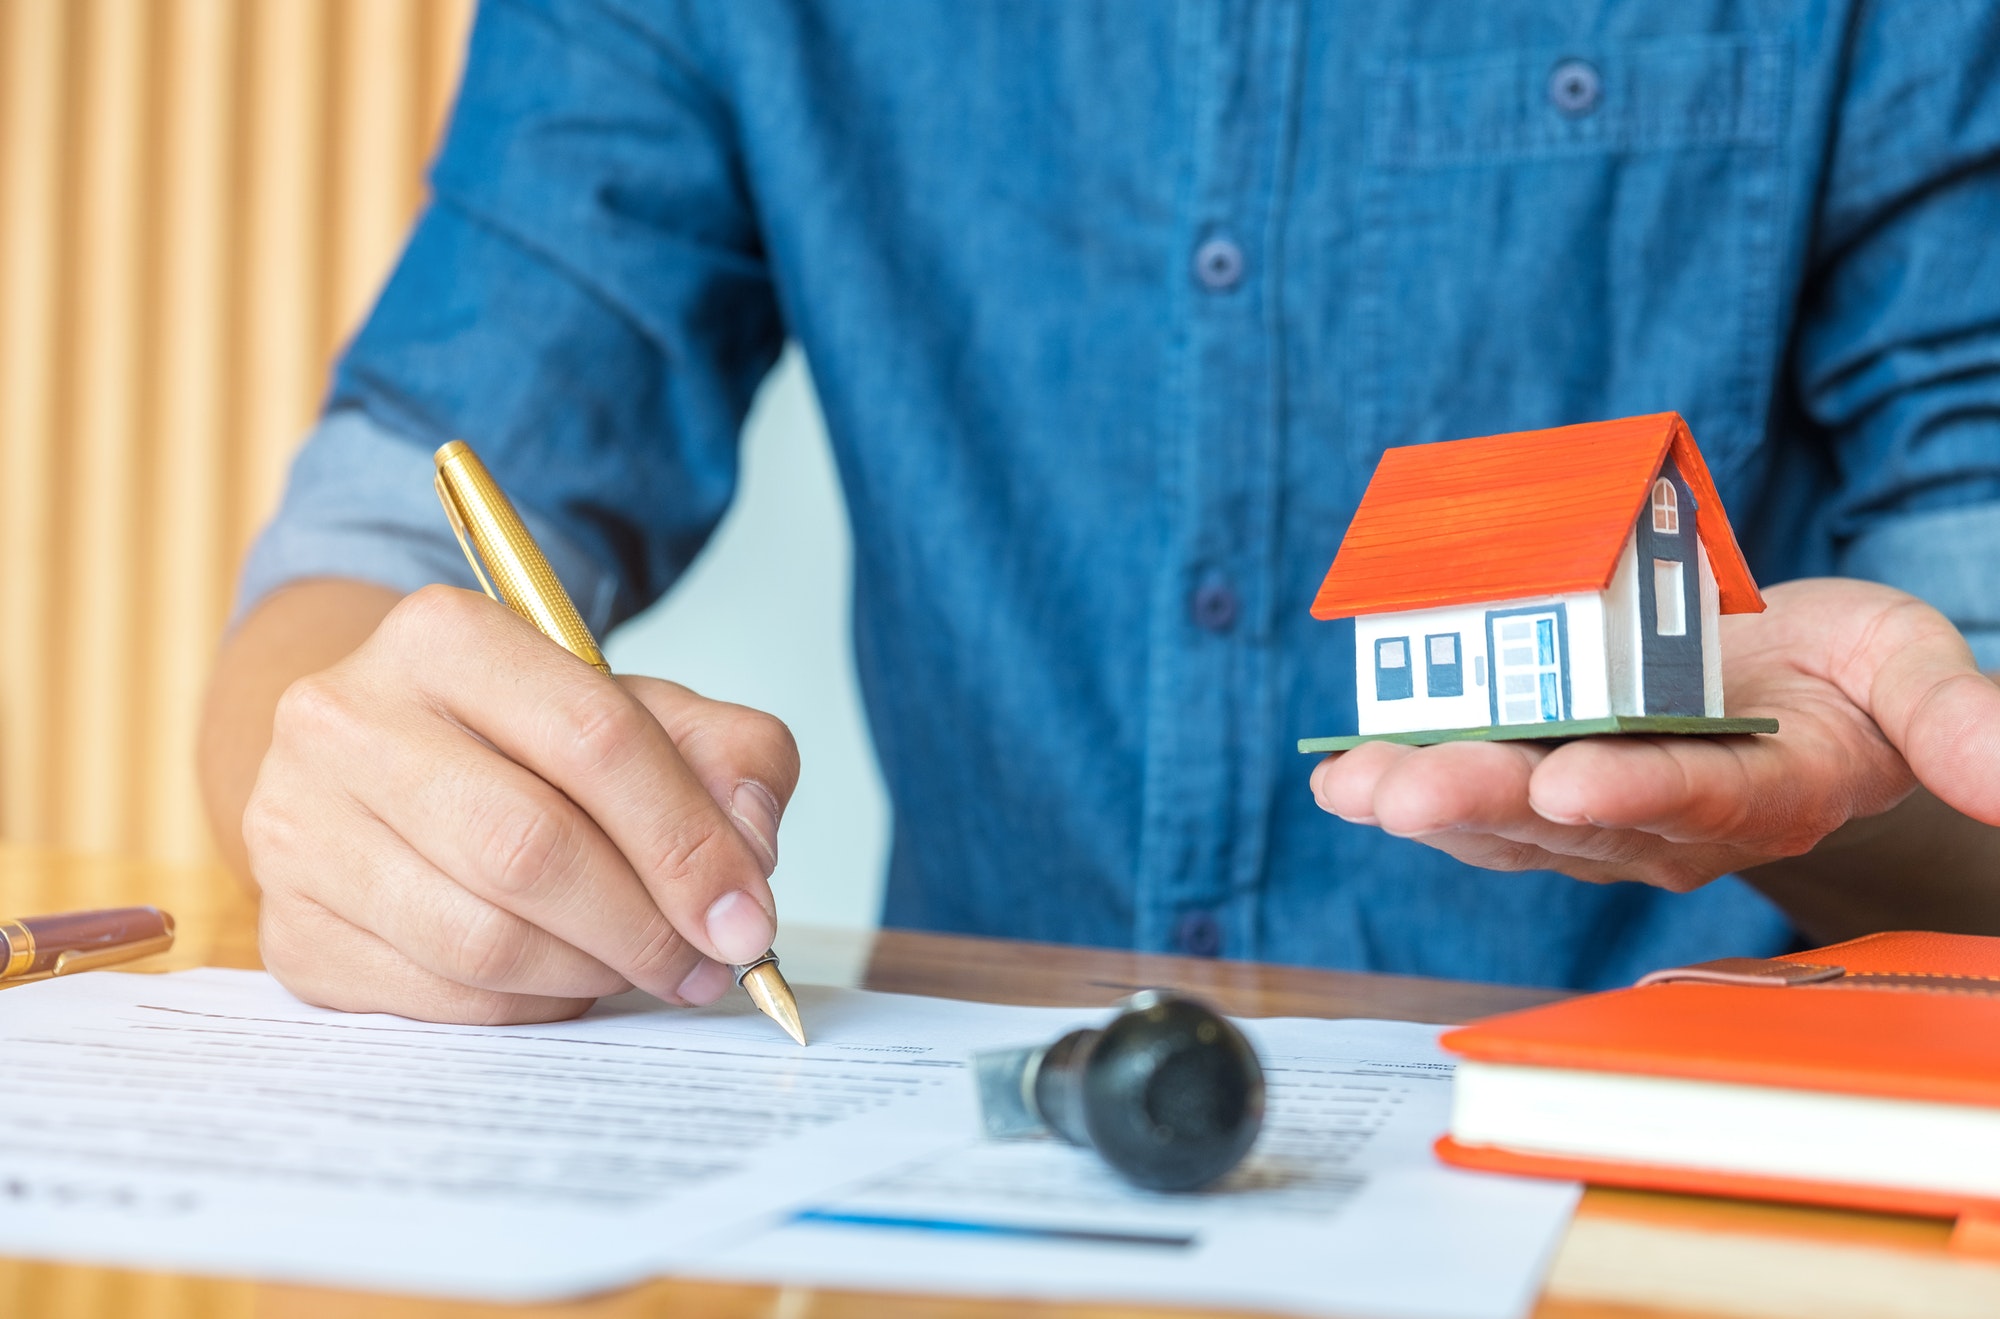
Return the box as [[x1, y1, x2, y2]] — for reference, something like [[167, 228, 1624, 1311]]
[[1488, 610, 1567, 725]]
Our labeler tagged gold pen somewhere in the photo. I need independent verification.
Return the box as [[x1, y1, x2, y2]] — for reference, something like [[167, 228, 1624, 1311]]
[[432, 439, 806, 1045], [0, 906, 176, 985]]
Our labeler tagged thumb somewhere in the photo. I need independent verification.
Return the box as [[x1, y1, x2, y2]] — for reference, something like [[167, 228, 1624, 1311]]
[[616, 676, 801, 876], [1831, 590, 2000, 826]]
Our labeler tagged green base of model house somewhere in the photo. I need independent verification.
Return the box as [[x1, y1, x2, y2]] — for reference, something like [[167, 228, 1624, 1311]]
[[1297, 715, 1780, 754]]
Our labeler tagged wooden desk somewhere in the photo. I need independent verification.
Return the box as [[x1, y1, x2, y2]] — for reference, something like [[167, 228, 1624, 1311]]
[[3, 844, 1997, 1319]]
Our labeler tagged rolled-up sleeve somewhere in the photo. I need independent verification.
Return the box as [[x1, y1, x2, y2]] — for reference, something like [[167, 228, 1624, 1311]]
[[1800, 5, 2000, 658], [233, 409, 621, 634], [237, 0, 783, 630]]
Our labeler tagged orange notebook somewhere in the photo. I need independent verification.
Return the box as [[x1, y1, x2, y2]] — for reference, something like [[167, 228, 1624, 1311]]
[[1436, 931, 2000, 1245]]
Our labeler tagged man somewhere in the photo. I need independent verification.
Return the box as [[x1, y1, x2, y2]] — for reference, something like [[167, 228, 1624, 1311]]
[[201, 2, 2000, 1024]]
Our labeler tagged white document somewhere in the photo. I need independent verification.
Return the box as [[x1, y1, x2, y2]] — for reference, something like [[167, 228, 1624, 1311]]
[[0, 969, 1576, 1318], [710, 1016, 1581, 1319]]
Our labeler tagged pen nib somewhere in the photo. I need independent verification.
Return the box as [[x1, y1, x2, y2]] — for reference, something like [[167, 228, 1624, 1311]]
[[740, 957, 807, 1046]]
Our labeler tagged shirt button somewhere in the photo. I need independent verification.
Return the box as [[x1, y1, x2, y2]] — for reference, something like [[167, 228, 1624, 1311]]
[[1190, 576, 1239, 633], [1174, 910, 1223, 958], [1548, 59, 1601, 116], [1192, 236, 1244, 291]]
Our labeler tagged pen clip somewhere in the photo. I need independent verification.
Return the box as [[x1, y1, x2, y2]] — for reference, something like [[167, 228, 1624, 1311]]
[[52, 931, 177, 976], [434, 473, 502, 606]]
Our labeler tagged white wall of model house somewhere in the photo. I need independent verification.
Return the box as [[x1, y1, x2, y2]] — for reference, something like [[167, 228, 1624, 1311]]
[[1696, 540, 1723, 714], [1353, 528, 1724, 736]]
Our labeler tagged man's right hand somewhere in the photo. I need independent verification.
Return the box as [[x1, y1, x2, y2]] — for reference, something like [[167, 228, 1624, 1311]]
[[217, 583, 798, 1026]]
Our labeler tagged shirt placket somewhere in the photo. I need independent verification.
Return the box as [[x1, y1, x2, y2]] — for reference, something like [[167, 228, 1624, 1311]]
[[1135, 0, 1303, 960]]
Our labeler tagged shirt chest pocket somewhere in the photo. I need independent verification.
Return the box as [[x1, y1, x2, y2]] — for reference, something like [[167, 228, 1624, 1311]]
[[1348, 35, 1789, 471]]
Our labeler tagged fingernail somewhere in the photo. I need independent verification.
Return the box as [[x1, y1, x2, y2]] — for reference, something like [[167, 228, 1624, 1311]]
[[706, 889, 776, 966], [675, 958, 733, 1007], [730, 780, 782, 876]]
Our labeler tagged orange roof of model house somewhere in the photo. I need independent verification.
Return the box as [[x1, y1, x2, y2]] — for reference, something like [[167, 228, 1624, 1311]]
[[1312, 413, 1764, 620]]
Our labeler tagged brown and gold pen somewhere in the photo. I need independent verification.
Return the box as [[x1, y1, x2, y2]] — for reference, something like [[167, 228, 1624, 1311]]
[[0, 906, 176, 985], [433, 438, 806, 1045]]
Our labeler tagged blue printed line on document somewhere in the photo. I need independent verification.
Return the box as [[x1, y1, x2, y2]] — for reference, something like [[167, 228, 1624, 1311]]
[[789, 1209, 1196, 1250]]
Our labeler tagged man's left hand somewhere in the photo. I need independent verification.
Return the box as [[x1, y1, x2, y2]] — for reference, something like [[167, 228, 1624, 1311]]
[[1309, 578, 2000, 893]]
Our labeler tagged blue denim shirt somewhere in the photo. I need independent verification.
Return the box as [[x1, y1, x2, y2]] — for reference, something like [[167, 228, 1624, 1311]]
[[243, 0, 2000, 990]]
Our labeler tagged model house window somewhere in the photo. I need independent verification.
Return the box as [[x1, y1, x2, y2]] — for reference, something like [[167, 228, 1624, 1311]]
[[1425, 633, 1463, 697], [1374, 637, 1413, 701], [1651, 478, 1679, 534], [1653, 559, 1686, 635]]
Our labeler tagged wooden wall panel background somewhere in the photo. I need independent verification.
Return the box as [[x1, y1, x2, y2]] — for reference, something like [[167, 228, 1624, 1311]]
[[0, 0, 476, 865]]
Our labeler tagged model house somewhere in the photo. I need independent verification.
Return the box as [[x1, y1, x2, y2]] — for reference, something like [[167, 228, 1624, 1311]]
[[1300, 413, 1775, 750]]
